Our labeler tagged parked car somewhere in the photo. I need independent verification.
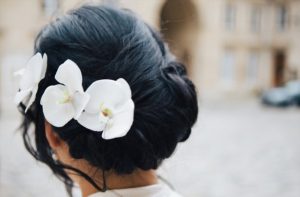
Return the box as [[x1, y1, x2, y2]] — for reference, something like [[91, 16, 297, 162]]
[[261, 80, 300, 107], [286, 80, 300, 106]]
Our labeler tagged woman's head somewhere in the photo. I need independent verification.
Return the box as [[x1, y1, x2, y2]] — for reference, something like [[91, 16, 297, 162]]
[[20, 4, 198, 192]]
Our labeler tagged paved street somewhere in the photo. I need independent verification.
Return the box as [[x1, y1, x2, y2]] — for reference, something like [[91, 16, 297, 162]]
[[0, 100, 300, 197]]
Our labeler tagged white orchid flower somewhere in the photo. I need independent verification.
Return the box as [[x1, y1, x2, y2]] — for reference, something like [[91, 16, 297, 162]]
[[14, 53, 47, 112], [77, 78, 134, 140], [40, 60, 90, 127]]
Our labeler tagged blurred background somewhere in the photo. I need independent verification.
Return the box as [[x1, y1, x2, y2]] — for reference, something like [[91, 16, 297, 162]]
[[0, 0, 300, 197]]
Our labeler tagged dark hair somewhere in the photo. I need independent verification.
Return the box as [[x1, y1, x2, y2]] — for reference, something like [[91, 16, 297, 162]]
[[19, 4, 198, 195]]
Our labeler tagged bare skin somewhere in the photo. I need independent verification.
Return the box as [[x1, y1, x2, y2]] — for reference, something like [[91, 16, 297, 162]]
[[45, 121, 158, 197]]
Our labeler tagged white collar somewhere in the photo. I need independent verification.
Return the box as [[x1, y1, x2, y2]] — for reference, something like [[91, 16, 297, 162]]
[[88, 183, 182, 197]]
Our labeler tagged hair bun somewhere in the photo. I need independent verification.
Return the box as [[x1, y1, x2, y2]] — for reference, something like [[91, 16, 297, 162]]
[[161, 60, 186, 76], [160, 60, 198, 142]]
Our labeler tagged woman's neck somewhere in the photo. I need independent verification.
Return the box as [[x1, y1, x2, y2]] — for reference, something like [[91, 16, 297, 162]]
[[75, 168, 158, 197]]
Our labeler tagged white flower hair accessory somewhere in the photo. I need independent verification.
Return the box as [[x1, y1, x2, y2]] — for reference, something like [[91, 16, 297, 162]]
[[15, 53, 47, 112], [16, 53, 135, 139], [40, 60, 90, 127], [77, 78, 135, 139]]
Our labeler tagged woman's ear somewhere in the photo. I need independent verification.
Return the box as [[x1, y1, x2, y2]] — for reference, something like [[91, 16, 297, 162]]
[[45, 121, 62, 149]]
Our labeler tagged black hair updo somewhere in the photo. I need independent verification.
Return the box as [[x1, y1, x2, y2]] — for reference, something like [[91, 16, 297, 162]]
[[19, 4, 198, 193]]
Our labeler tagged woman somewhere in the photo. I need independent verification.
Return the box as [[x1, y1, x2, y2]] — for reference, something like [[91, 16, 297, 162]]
[[16, 4, 198, 197]]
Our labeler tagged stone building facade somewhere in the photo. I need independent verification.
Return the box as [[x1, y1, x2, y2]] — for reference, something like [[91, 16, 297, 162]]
[[1, 0, 300, 112]]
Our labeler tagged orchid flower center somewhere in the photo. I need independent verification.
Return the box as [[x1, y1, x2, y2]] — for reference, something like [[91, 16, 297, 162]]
[[102, 108, 112, 117], [100, 102, 113, 118], [58, 91, 72, 104], [98, 103, 114, 130]]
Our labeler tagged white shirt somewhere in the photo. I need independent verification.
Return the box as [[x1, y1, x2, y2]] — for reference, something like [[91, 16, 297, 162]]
[[88, 183, 182, 197]]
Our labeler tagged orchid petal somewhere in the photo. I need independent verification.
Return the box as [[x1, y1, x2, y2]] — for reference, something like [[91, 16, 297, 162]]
[[40, 53, 48, 79], [73, 92, 90, 119], [84, 80, 129, 113], [14, 68, 26, 77], [25, 86, 38, 112], [41, 85, 75, 127], [19, 53, 39, 90], [102, 100, 134, 140], [117, 78, 132, 99], [55, 60, 83, 93], [77, 111, 106, 132], [20, 53, 44, 89]]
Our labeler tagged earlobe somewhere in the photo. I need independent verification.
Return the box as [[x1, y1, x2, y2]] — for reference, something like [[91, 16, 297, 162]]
[[45, 121, 62, 149]]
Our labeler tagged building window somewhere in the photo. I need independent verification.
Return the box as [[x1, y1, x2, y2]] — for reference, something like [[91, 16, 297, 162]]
[[250, 6, 261, 33], [246, 52, 259, 85], [276, 5, 288, 31], [224, 4, 236, 31], [221, 50, 235, 87], [42, 0, 59, 17]]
